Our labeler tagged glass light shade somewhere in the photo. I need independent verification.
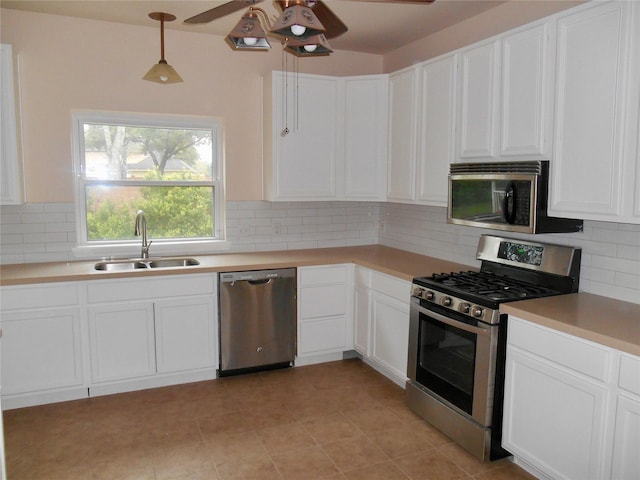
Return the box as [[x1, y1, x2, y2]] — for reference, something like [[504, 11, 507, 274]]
[[227, 11, 271, 50], [142, 60, 183, 84], [270, 4, 325, 40], [285, 33, 333, 57]]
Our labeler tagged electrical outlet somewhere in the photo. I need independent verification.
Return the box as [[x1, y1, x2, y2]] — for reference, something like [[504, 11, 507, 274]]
[[238, 225, 250, 236], [376, 221, 385, 232], [273, 224, 283, 235]]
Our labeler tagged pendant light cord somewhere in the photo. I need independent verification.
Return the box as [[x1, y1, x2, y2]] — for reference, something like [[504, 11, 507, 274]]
[[281, 45, 289, 137]]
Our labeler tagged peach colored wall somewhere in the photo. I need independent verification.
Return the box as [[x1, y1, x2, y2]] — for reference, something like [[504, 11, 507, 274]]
[[383, 0, 586, 72], [0, 9, 382, 202]]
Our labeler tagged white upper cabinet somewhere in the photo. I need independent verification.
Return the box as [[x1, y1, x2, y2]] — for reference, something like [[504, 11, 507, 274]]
[[263, 71, 388, 201], [549, 1, 640, 224], [456, 21, 553, 162], [416, 53, 458, 206], [387, 66, 419, 202], [500, 22, 553, 158], [457, 39, 501, 160], [0, 44, 23, 205], [343, 75, 388, 200], [265, 72, 339, 200]]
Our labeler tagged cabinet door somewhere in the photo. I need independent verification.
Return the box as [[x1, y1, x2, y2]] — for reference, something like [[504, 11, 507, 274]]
[[272, 72, 338, 199], [501, 22, 552, 157], [457, 40, 500, 160], [1, 309, 83, 395], [370, 291, 410, 382], [611, 394, 640, 480], [155, 297, 216, 374], [0, 44, 22, 205], [417, 54, 457, 205], [353, 283, 371, 356], [343, 75, 388, 200], [387, 67, 419, 201], [550, 1, 635, 220], [88, 302, 156, 383], [503, 348, 608, 480]]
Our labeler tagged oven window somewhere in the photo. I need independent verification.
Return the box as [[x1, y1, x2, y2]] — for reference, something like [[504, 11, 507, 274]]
[[416, 313, 477, 415]]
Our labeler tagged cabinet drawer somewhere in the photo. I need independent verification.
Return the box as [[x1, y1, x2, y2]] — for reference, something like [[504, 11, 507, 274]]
[[299, 316, 346, 354], [299, 265, 347, 286], [299, 284, 347, 318], [0, 283, 79, 311], [508, 317, 611, 382], [619, 354, 640, 396], [370, 271, 410, 302], [86, 274, 216, 303]]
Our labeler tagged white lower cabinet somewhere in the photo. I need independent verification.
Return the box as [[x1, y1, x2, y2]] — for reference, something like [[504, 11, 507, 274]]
[[503, 316, 640, 480], [0, 283, 85, 409], [353, 266, 410, 386], [86, 274, 217, 395], [297, 264, 353, 364], [88, 302, 156, 383], [0, 274, 218, 408]]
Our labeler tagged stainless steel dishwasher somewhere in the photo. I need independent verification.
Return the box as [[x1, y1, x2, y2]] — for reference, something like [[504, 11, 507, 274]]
[[218, 268, 296, 376]]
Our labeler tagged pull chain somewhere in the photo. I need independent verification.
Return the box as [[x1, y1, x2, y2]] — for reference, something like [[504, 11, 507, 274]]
[[281, 44, 289, 137]]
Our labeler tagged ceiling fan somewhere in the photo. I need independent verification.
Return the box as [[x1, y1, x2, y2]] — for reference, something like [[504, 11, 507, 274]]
[[184, 0, 436, 40]]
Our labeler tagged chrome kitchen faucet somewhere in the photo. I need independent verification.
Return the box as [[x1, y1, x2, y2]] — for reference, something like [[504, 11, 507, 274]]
[[134, 210, 152, 259]]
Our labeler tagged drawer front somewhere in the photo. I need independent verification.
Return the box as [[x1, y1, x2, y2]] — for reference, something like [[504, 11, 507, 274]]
[[1, 283, 79, 311], [299, 316, 347, 354], [299, 284, 347, 318], [299, 265, 348, 286], [370, 271, 411, 302], [618, 354, 640, 396], [508, 317, 611, 382], [86, 274, 216, 303]]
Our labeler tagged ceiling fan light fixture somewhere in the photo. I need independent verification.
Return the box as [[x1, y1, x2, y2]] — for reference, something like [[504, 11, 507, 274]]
[[143, 12, 183, 84], [271, 3, 325, 40], [227, 9, 271, 50], [285, 33, 333, 56]]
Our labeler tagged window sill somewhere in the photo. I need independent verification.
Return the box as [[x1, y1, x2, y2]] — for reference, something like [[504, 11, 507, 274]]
[[72, 240, 232, 260]]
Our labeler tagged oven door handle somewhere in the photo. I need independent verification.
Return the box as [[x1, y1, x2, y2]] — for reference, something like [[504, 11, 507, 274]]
[[415, 303, 491, 336]]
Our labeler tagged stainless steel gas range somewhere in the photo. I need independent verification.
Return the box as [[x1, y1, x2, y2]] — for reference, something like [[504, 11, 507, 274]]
[[406, 235, 582, 461]]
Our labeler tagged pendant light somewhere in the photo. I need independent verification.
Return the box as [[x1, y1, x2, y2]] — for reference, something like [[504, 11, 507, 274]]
[[270, 1, 326, 40], [143, 12, 183, 84], [285, 33, 333, 56], [227, 8, 271, 50]]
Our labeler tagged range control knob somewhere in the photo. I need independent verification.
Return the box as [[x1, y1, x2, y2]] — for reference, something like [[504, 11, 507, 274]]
[[442, 296, 453, 307], [471, 306, 484, 318], [424, 290, 435, 301], [412, 286, 423, 297], [459, 302, 471, 314]]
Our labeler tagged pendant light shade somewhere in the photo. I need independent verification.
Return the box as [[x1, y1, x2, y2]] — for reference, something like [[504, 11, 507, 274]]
[[285, 33, 333, 56], [227, 9, 271, 50], [143, 12, 183, 84], [270, 3, 325, 40]]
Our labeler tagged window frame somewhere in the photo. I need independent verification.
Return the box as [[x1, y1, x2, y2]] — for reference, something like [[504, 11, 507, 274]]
[[71, 110, 228, 259]]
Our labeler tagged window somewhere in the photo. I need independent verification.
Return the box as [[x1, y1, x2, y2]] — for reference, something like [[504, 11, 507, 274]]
[[73, 111, 225, 257]]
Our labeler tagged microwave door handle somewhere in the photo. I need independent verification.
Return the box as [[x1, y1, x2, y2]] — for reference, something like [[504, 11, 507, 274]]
[[502, 181, 517, 224]]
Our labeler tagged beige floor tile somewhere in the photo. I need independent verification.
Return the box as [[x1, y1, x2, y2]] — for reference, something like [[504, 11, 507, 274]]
[[301, 412, 361, 445], [256, 420, 318, 455], [215, 455, 282, 480], [271, 445, 340, 480], [321, 434, 390, 471], [472, 462, 539, 480], [394, 450, 471, 480], [343, 460, 410, 479], [204, 429, 268, 465], [438, 443, 511, 477], [151, 441, 214, 480]]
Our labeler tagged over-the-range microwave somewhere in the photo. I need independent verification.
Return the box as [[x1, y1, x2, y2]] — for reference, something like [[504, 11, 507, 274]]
[[448, 160, 583, 234]]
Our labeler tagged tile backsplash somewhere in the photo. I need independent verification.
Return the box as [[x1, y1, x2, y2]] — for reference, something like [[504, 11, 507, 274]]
[[1, 201, 638, 304]]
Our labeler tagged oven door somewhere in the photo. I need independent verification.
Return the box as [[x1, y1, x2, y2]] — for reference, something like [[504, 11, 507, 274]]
[[408, 297, 499, 427]]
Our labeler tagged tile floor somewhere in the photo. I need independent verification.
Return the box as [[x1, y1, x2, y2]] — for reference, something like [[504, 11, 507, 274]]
[[3, 359, 538, 480]]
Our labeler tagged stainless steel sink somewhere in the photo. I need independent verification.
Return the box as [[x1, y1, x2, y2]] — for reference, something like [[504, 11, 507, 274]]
[[94, 260, 149, 271], [94, 257, 200, 271], [148, 258, 200, 268]]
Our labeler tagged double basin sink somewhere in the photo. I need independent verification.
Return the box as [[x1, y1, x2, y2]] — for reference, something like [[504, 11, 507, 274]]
[[94, 257, 200, 271]]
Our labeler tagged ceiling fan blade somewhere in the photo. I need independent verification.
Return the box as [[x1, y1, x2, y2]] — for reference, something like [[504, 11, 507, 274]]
[[311, 1, 348, 39], [184, 0, 264, 24]]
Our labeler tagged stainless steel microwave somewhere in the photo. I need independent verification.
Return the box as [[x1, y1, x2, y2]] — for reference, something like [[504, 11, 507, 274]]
[[448, 161, 583, 234]]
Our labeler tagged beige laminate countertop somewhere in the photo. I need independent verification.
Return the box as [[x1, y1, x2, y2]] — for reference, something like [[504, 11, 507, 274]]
[[0, 245, 474, 286], [501, 294, 640, 356]]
